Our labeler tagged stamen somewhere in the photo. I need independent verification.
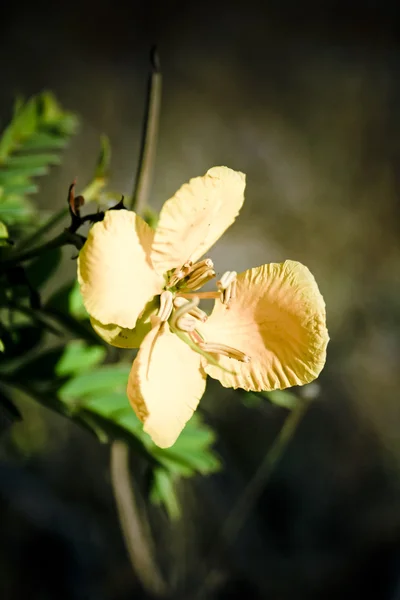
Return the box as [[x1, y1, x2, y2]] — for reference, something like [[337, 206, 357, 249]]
[[189, 258, 214, 276], [199, 341, 250, 363], [189, 329, 205, 344], [157, 290, 174, 321], [168, 261, 192, 287], [217, 271, 237, 305], [173, 297, 208, 322], [177, 291, 220, 300], [169, 296, 200, 330], [176, 315, 198, 332], [217, 271, 237, 290], [183, 268, 216, 290]]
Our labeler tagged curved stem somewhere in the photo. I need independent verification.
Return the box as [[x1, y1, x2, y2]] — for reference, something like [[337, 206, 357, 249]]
[[1, 229, 79, 270], [110, 441, 167, 596], [194, 399, 310, 599]]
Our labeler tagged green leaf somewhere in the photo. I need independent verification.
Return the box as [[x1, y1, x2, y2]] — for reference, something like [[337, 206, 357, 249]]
[[4, 153, 61, 168], [150, 468, 181, 520], [59, 364, 131, 404], [262, 390, 299, 410], [0, 220, 11, 247], [80, 135, 111, 203], [0, 92, 79, 225], [150, 414, 220, 477], [56, 341, 106, 376], [0, 196, 35, 224]]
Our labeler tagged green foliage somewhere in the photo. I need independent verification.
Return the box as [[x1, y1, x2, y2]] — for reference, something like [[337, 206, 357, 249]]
[[243, 389, 299, 411], [0, 92, 78, 225], [0, 90, 221, 520]]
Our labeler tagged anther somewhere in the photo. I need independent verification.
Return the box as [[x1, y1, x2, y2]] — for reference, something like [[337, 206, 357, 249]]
[[173, 297, 208, 322], [168, 261, 192, 287], [217, 271, 237, 305], [183, 268, 216, 291], [199, 341, 250, 363], [157, 290, 174, 322], [176, 315, 198, 332], [189, 258, 214, 276]]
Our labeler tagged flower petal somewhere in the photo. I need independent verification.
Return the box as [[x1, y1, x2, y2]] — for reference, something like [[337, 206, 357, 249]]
[[90, 317, 152, 348], [127, 322, 207, 448], [151, 166, 246, 275], [78, 210, 163, 329], [202, 260, 329, 391]]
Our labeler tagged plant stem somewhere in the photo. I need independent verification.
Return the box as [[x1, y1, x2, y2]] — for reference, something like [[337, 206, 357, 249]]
[[194, 399, 310, 599], [0, 229, 83, 270], [17, 207, 69, 252], [131, 47, 162, 214], [110, 441, 167, 597]]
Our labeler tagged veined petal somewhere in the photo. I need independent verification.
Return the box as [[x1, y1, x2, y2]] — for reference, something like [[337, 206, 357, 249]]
[[151, 167, 246, 275], [127, 322, 207, 448], [202, 261, 329, 391], [78, 210, 163, 329]]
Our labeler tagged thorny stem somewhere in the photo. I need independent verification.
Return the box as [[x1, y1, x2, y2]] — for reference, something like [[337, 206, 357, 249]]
[[110, 441, 167, 597], [193, 398, 311, 599], [130, 46, 162, 213]]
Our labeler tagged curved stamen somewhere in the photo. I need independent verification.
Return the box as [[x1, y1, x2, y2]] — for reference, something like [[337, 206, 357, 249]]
[[173, 296, 208, 322], [199, 341, 250, 363], [169, 296, 200, 330], [157, 290, 174, 321]]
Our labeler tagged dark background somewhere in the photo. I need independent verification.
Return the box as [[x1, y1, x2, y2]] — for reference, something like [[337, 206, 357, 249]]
[[1, 1, 400, 599]]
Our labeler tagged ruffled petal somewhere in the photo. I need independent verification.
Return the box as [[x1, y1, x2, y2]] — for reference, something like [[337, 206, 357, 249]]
[[151, 166, 246, 275], [78, 210, 163, 329], [127, 322, 207, 448], [202, 260, 329, 391]]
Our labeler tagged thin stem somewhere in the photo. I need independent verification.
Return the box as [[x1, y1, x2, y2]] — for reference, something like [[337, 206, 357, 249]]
[[194, 399, 310, 599], [130, 47, 162, 214], [0, 230, 72, 270], [17, 207, 69, 252], [110, 441, 167, 597]]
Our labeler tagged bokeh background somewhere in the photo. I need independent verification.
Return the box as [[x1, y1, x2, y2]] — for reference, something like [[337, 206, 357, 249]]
[[1, 1, 400, 598]]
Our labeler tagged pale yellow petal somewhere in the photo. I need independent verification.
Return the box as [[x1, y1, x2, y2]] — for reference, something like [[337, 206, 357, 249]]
[[90, 317, 151, 348], [151, 166, 246, 275], [127, 323, 207, 448], [202, 260, 329, 391], [78, 210, 163, 329]]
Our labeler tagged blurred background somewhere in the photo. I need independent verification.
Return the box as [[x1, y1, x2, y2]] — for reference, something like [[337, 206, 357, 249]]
[[1, 0, 400, 598]]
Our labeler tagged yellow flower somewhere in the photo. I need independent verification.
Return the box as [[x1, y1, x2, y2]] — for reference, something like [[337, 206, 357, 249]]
[[77, 166, 329, 448]]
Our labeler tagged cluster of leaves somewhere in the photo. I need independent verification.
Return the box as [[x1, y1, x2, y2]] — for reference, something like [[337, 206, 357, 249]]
[[0, 93, 220, 518], [0, 92, 78, 229]]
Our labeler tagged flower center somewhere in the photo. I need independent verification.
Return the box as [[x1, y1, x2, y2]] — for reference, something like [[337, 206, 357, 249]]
[[156, 258, 250, 364]]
